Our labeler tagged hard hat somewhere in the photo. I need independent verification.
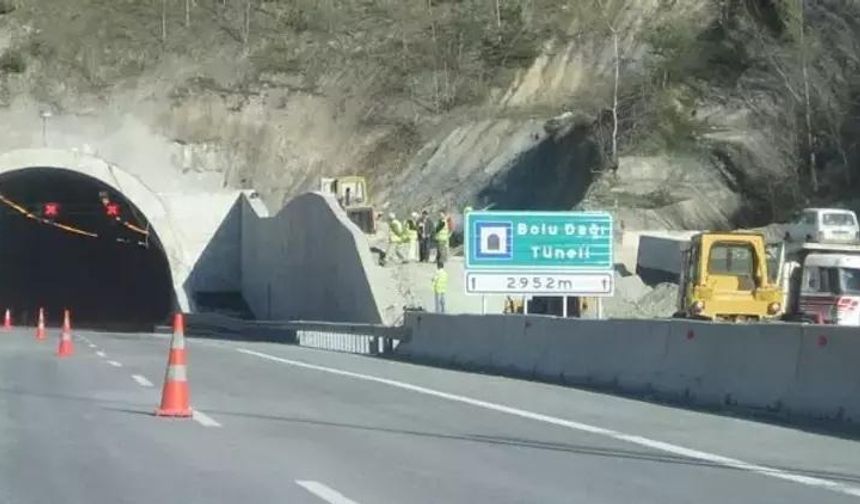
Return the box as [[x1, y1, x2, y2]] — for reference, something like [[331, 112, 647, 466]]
[[411, 211, 419, 218], [388, 212, 396, 220]]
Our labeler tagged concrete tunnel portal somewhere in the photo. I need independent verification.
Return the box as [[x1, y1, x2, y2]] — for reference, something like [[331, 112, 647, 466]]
[[0, 166, 175, 330]]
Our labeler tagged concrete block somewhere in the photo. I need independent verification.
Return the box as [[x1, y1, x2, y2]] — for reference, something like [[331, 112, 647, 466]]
[[656, 321, 801, 410], [438, 315, 516, 368], [531, 318, 669, 390], [483, 316, 530, 375], [635, 232, 695, 282], [787, 325, 860, 422], [399, 312, 461, 364]]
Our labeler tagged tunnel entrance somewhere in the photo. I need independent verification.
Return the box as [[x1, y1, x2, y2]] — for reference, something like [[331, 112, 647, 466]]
[[0, 167, 174, 330]]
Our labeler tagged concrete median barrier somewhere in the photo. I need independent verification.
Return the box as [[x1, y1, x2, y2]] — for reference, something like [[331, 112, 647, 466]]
[[656, 321, 802, 410], [787, 325, 860, 422], [397, 313, 860, 426], [531, 318, 670, 390]]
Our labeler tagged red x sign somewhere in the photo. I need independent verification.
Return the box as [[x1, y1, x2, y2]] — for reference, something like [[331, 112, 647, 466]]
[[44, 202, 60, 217]]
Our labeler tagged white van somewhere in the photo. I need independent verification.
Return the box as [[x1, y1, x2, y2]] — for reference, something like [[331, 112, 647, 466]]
[[785, 208, 859, 244]]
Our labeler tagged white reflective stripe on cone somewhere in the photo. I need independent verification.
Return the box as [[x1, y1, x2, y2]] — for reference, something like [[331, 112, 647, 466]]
[[166, 365, 188, 381], [170, 335, 186, 350]]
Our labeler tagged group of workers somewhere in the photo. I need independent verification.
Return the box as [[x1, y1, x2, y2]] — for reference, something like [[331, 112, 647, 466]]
[[384, 207, 474, 314], [384, 210, 453, 267]]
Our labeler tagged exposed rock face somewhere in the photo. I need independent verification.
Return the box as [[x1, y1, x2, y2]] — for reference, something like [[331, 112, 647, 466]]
[[1, 0, 859, 229]]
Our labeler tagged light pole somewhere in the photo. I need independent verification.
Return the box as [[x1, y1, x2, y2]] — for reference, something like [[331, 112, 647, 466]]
[[39, 110, 52, 147]]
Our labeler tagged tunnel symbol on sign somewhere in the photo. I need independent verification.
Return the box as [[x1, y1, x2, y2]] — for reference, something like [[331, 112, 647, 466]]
[[476, 222, 512, 259]]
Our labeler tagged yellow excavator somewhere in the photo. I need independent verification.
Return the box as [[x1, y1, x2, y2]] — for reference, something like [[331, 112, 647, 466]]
[[675, 232, 785, 321], [319, 176, 376, 234]]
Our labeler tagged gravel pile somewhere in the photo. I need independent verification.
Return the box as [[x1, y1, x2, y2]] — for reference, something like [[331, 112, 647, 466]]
[[605, 273, 678, 319]]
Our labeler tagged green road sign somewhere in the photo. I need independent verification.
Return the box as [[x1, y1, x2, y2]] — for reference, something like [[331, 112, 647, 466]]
[[465, 211, 613, 270]]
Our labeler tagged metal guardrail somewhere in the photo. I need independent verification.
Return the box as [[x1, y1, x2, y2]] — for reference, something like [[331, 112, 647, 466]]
[[182, 313, 408, 356]]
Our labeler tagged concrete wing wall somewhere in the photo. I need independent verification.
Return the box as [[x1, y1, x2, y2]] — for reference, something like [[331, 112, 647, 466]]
[[163, 192, 243, 295], [397, 314, 860, 425], [241, 191, 395, 323]]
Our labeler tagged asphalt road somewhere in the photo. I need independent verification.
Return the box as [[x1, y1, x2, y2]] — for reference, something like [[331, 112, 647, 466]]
[[1, 328, 860, 503]]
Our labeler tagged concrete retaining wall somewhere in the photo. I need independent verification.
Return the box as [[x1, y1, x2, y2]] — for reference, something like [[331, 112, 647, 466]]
[[397, 313, 860, 424], [240, 191, 398, 324]]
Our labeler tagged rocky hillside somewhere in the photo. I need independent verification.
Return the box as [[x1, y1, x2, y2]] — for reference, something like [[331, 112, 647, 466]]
[[1, 0, 859, 229]]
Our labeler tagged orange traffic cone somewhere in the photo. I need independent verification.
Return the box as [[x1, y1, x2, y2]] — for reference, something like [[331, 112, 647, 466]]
[[57, 309, 73, 357], [35, 308, 46, 341], [3, 309, 11, 330], [155, 313, 192, 417]]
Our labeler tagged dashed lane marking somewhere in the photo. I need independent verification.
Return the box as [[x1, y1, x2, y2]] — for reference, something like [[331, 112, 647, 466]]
[[296, 481, 359, 504], [192, 409, 222, 428], [131, 374, 153, 387]]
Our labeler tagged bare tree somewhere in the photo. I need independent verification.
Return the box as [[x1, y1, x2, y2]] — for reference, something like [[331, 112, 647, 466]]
[[796, 0, 818, 192], [161, 0, 168, 42], [778, 0, 818, 191], [243, 0, 252, 52], [428, 0, 440, 113], [595, 0, 622, 167]]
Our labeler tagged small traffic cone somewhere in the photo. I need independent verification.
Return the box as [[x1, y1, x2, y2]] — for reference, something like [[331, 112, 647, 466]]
[[3, 309, 11, 330], [57, 309, 73, 357], [155, 313, 192, 418], [35, 308, 46, 341]]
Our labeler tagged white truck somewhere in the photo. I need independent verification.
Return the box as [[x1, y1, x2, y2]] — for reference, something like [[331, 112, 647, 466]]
[[781, 243, 860, 326]]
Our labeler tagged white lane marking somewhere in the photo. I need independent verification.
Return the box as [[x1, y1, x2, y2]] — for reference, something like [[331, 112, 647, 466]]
[[239, 348, 860, 499], [131, 374, 153, 387], [106, 360, 123, 368], [95, 350, 106, 358], [192, 409, 222, 428], [296, 480, 359, 504], [88, 343, 97, 349]]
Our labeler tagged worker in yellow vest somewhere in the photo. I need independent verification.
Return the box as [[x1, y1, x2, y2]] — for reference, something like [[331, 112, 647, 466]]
[[385, 213, 406, 264], [431, 260, 448, 313], [434, 211, 450, 264], [405, 212, 419, 262]]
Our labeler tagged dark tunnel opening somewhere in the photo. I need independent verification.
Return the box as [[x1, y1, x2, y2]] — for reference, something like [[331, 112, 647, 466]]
[[0, 167, 174, 331]]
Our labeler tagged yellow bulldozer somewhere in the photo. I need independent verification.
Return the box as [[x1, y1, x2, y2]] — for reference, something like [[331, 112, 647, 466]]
[[319, 176, 376, 234], [676, 232, 785, 321]]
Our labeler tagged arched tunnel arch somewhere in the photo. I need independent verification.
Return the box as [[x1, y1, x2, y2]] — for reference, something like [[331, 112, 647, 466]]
[[0, 149, 184, 330]]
